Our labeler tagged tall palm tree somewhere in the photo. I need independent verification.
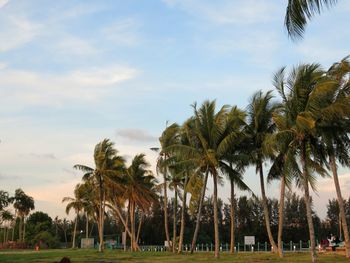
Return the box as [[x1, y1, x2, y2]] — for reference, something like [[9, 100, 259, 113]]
[[12, 188, 34, 242], [155, 123, 180, 251], [170, 101, 240, 258], [273, 64, 330, 262], [285, 0, 338, 40], [122, 154, 158, 251], [74, 139, 125, 252], [1, 210, 14, 243], [245, 91, 279, 252], [62, 189, 84, 249], [220, 106, 251, 254], [312, 57, 350, 258]]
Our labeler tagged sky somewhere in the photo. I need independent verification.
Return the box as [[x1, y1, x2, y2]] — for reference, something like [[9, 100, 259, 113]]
[[0, 0, 350, 220]]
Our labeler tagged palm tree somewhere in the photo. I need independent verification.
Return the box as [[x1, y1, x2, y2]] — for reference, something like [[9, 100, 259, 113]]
[[273, 64, 330, 262], [220, 106, 251, 254], [122, 154, 158, 251], [62, 184, 85, 248], [285, 0, 338, 40], [12, 188, 34, 242], [155, 123, 180, 251], [1, 210, 14, 243], [312, 57, 350, 258], [170, 101, 240, 258], [74, 139, 125, 252], [245, 91, 279, 252]]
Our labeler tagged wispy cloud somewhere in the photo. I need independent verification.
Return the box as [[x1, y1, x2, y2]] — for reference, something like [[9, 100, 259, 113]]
[[116, 128, 158, 142], [54, 35, 98, 57], [0, 173, 21, 180], [101, 18, 141, 47], [162, 0, 280, 25], [0, 0, 9, 9], [0, 15, 42, 52], [0, 65, 138, 108], [26, 153, 57, 160]]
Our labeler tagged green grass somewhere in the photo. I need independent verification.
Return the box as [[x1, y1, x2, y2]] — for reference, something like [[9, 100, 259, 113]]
[[0, 249, 347, 263]]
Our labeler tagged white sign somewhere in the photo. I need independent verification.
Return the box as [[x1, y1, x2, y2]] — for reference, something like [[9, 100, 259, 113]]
[[244, 236, 255, 245]]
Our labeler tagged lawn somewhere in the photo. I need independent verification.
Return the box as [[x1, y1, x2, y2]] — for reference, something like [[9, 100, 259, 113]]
[[0, 250, 348, 263]]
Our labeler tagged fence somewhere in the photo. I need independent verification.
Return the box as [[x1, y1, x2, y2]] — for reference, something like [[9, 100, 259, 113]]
[[109, 240, 316, 253]]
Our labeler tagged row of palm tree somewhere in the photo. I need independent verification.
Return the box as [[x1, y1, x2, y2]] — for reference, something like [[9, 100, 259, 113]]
[[69, 56, 349, 263], [154, 57, 350, 262]]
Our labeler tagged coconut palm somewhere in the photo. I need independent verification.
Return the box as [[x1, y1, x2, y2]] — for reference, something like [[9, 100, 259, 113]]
[[272, 64, 331, 262], [170, 101, 241, 258], [155, 123, 180, 251], [12, 188, 34, 242], [1, 210, 14, 243], [244, 90, 279, 252], [122, 154, 158, 251], [220, 106, 251, 253], [74, 139, 125, 252], [285, 0, 338, 40], [312, 57, 350, 258]]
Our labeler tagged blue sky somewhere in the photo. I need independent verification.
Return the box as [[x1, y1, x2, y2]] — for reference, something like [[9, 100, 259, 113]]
[[0, 0, 350, 219]]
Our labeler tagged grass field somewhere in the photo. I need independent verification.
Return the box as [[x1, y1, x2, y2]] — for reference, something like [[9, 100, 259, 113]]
[[0, 250, 347, 263]]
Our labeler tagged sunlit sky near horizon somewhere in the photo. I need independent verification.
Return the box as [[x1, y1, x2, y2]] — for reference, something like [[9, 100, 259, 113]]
[[1, 0, 350, 220]]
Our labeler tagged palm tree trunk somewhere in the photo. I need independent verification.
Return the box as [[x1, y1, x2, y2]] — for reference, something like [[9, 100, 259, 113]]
[[190, 169, 209, 253], [136, 213, 143, 244], [19, 216, 23, 242], [98, 176, 104, 252], [259, 161, 277, 252], [22, 217, 26, 242], [11, 224, 14, 241], [125, 203, 130, 251], [213, 171, 220, 259], [163, 171, 171, 251], [178, 172, 189, 254], [277, 176, 285, 258], [301, 142, 317, 263], [130, 201, 135, 252], [229, 177, 235, 254], [112, 204, 140, 251], [330, 153, 350, 258], [72, 215, 78, 248], [172, 184, 178, 253], [85, 212, 89, 238]]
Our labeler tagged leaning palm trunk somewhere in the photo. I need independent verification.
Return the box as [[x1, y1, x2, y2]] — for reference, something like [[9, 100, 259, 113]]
[[190, 170, 209, 253], [112, 204, 140, 251], [72, 215, 78, 248], [172, 185, 178, 252], [277, 176, 285, 258], [301, 143, 317, 263], [259, 162, 277, 252], [213, 171, 220, 259], [229, 178, 235, 254], [163, 172, 171, 251], [178, 173, 189, 254], [130, 201, 136, 252], [136, 213, 143, 244], [330, 154, 350, 258]]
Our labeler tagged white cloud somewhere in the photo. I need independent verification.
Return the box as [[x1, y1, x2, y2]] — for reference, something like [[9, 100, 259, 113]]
[[0, 62, 6, 69], [0, 15, 42, 52], [0, 0, 9, 9], [55, 35, 98, 56], [0, 65, 138, 107], [102, 18, 141, 46], [162, 0, 280, 25]]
